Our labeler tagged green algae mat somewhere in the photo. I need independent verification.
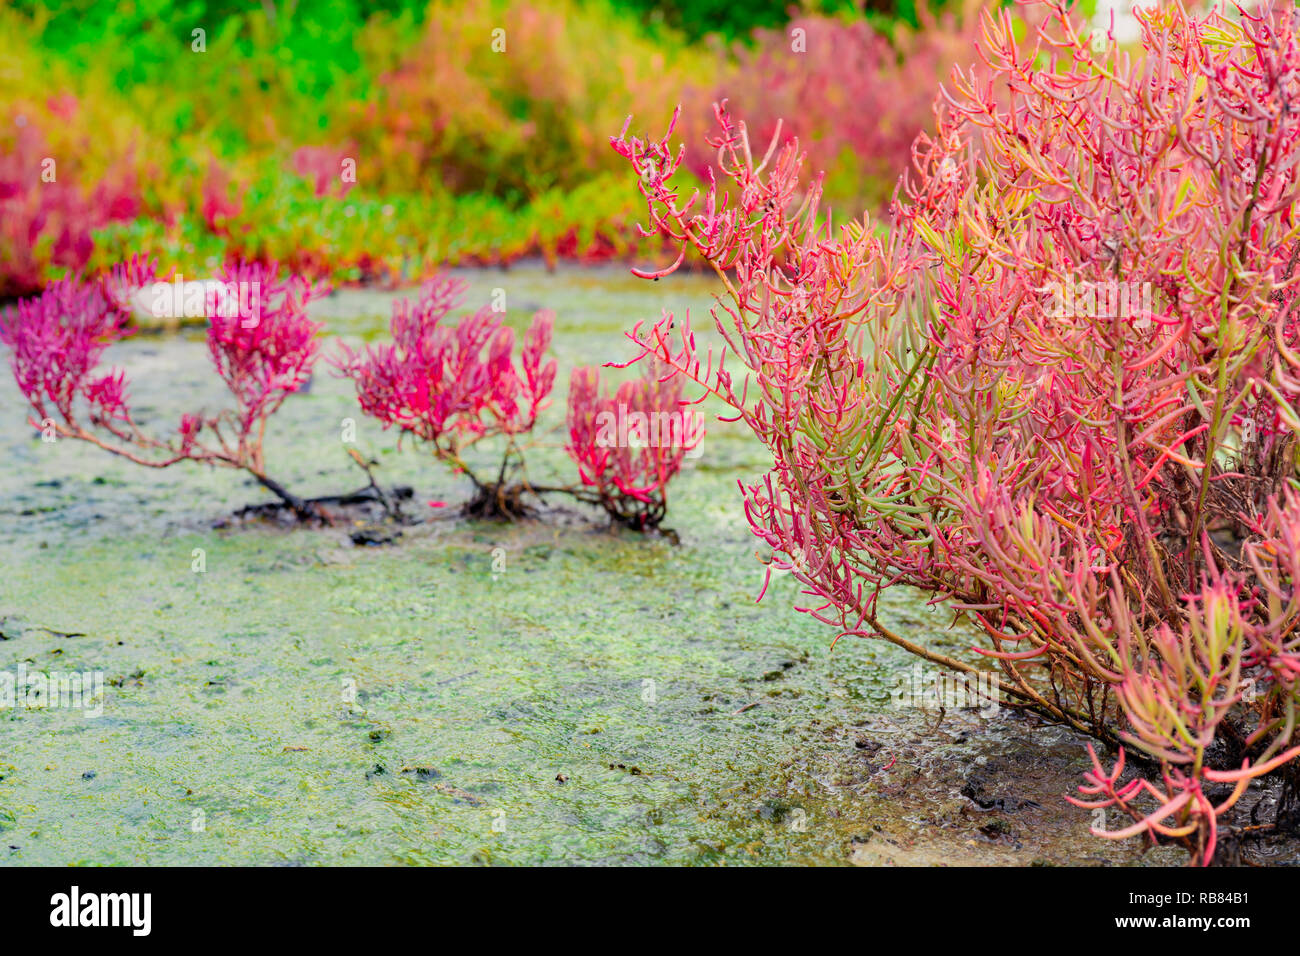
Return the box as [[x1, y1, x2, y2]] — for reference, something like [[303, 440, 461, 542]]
[[0, 266, 1204, 865]]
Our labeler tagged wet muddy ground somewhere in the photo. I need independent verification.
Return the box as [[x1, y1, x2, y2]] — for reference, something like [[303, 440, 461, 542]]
[[0, 264, 1288, 865]]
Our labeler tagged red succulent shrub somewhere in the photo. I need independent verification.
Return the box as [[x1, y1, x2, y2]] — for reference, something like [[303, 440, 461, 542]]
[[566, 359, 701, 530], [334, 274, 558, 517], [612, 0, 1300, 864], [2, 256, 330, 518]]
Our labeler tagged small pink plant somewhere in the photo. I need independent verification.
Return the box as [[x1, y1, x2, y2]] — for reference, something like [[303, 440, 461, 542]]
[[334, 274, 558, 518], [2, 256, 331, 518], [566, 359, 700, 531]]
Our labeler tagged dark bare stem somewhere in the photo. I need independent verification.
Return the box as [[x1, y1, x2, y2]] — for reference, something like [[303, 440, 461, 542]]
[[250, 470, 323, 522]]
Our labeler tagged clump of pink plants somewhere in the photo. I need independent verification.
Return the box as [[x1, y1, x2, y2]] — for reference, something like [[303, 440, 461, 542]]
[[0, 119, 141, 298], [613, 0, 1300, 865], [336, 276, 696, 528], [2, 256, 332, 519]]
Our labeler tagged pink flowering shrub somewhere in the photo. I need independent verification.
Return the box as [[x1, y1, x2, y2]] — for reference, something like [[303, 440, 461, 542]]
[[2, 256, 330, 518], [334, 275, 558, 517], [612, 1, 1300, 864], [566, 360, 701, 530]]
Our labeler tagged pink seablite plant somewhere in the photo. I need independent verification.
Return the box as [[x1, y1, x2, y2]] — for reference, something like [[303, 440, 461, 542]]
[[612, 0, 1300, 865], [2, 256, 330, 518], [566, 359, 701, 530], [334, 275, 559, 518]]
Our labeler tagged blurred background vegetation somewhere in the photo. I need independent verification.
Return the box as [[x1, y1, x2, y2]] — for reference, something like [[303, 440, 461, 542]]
[[0, 0, 1027, 295]]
